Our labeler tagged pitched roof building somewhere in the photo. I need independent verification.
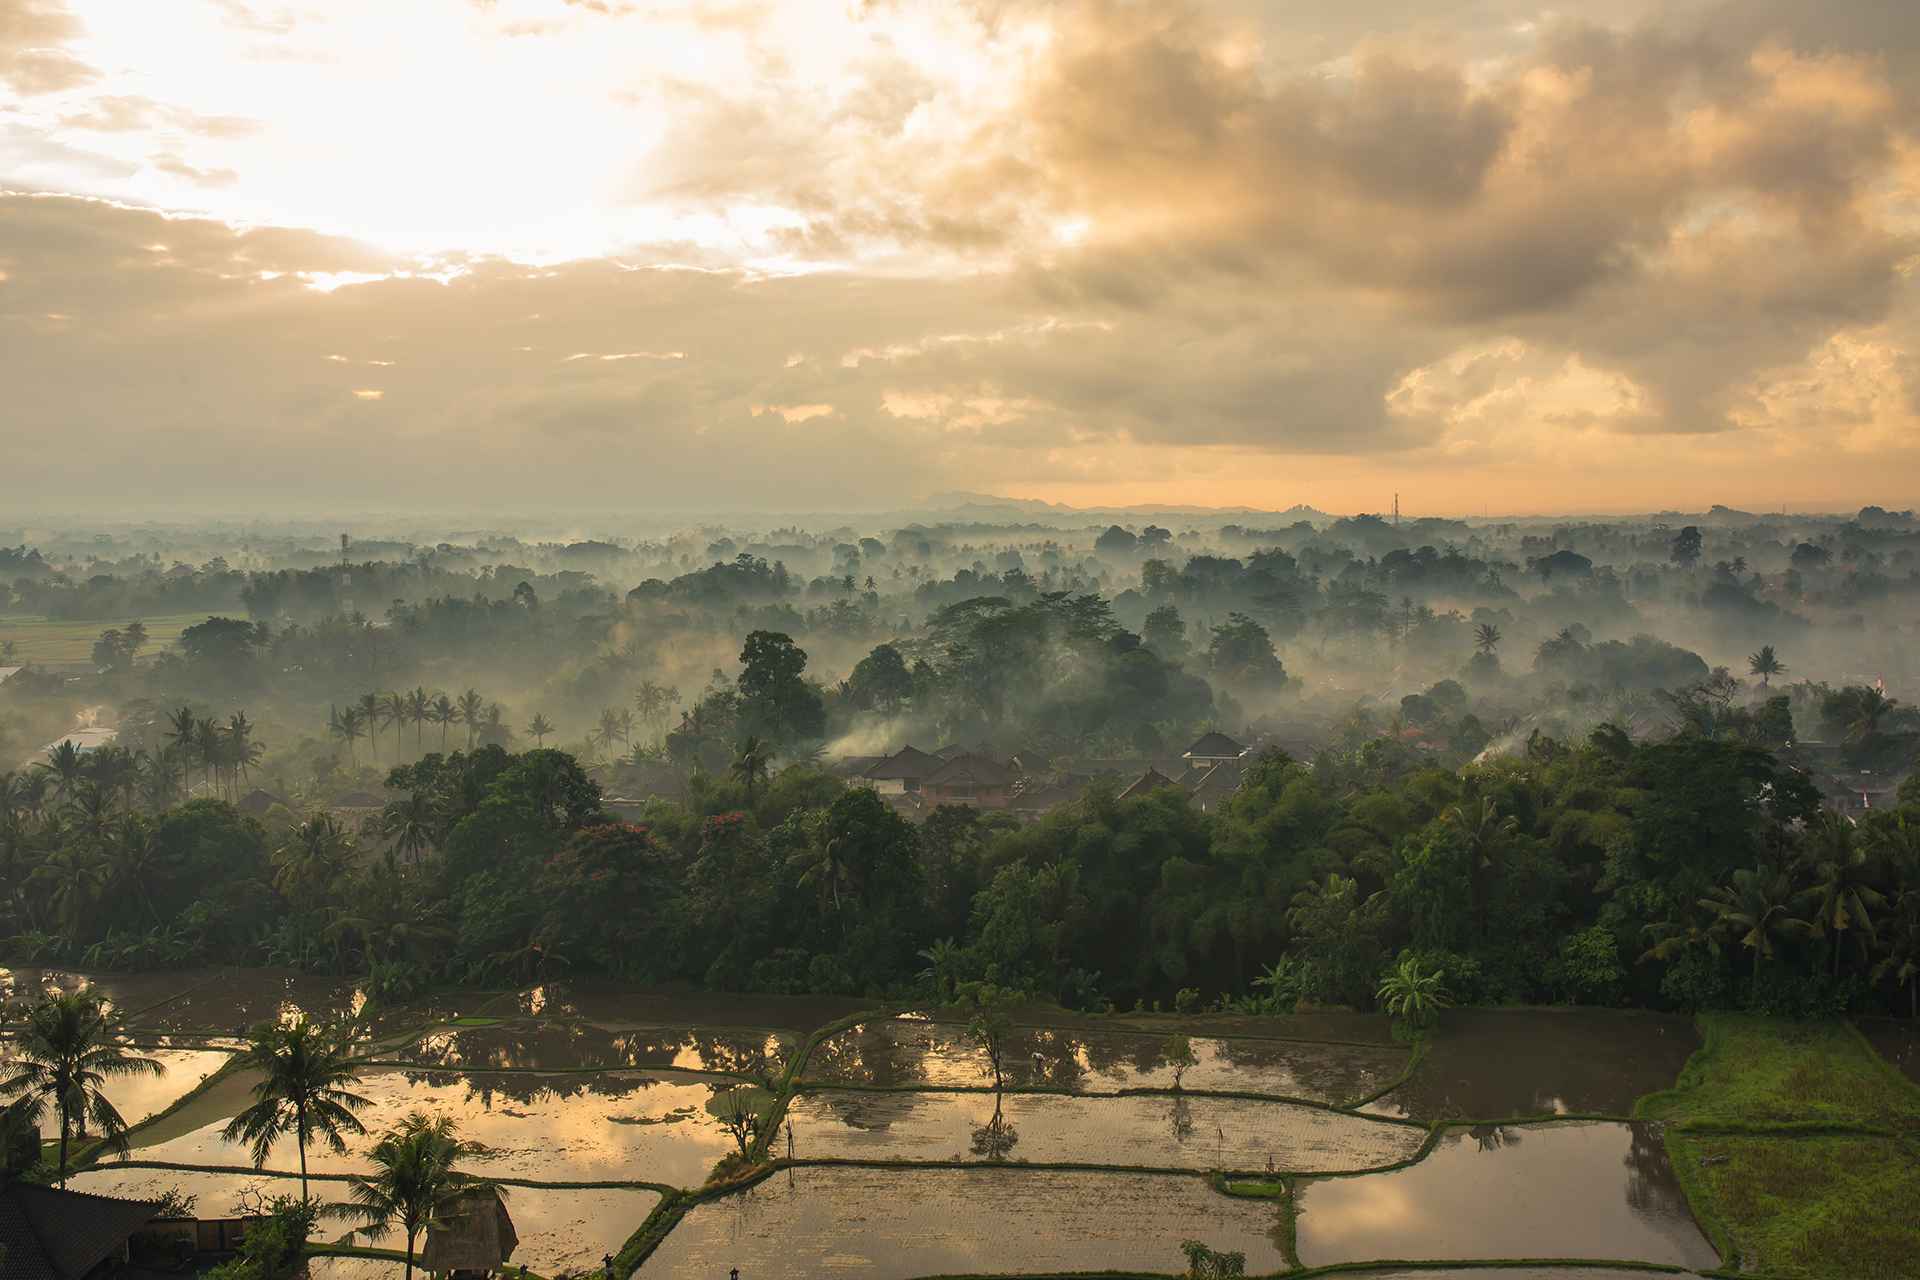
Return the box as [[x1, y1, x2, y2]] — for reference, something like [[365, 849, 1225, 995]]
[[0, 1182, 162, 1280], [1183, 732, 1246, 764], [419, 1186, 518, 1277], [862, 745, 947, 794]]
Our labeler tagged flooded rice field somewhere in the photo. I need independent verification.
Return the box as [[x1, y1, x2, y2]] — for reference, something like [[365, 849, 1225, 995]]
[[119, 1064, 741, 1186], [1859, 1017, 1920, 1085], [784, 1088, 1423, 1172], [805, 1015, 1405, 1102], [0, 1037, 236, 1129], [643, 1166, 1291, 1277], [10, 971, 1740, 1274], [1294, 1121, 1718, 1270], [1367, 1010, 1699, 1120], [70, 1167, 654, 1273], [398, 1018, 795, 1080]]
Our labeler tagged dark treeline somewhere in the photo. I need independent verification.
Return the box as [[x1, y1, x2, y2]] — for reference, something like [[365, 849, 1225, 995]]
[[4, 725, 1917, 1021]]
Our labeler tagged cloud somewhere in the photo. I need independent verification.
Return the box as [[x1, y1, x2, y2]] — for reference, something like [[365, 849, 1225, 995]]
[[0, 0, 94, 94], [60, 95, 263, 139], [150, 153, 240, 186]]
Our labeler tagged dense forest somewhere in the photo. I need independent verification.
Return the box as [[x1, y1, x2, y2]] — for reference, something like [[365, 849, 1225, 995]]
[[3, 503, 1918, 1021]]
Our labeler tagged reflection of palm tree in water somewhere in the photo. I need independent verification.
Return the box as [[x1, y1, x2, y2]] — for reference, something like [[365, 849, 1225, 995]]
[[1469, 1123, 1522, 1152], [970, 1090, 1019, 1161], [1624, 1120, 1691, 1217], [1168, 1095, 1194, 1143]]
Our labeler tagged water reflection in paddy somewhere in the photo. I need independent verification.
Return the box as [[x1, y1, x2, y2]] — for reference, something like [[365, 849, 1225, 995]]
[[1368, 1011, 1699, 1121], [806, 1017, 1404, 1102], [1294, 1121, 1718, 1269], [70, 1167, 653, 1273], [785, 1089, 1423, 1171], [0, 966, 213, 1022], [644, 1166, 1290, 1277], [121, 1065, 741, 1186], [402, 1019, 795, 1080]]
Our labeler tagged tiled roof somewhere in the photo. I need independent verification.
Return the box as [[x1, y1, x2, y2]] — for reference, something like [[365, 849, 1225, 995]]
[[1184, 731, 1246, 759], [863, 746, 946, 781], [1117, 767, 1177, 800], [925, 754, 1015, 787], [0, 1182, 161, 1280]]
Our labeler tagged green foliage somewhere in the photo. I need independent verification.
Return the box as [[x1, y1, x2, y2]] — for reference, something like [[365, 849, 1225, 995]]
[[203, 1195, 315, 1280], [1548, 925, 1626, 1004], [1178, 1238, 1247, 1278], [1375, 953, 1453, 1030]]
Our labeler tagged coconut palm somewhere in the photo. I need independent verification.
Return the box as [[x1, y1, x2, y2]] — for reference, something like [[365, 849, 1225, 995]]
[[1472, 624, 1502, 657], [36, 740, 87, 803], [455, 690, 486, 749], [1376, 955, 1452, 1030], [194, 717, 223, 796], [273, 814, 354, 903], [381, 791, 438, 868], [731, 735, 772, 804], [329, 705, 365, 767], [30, 845, 108, 941], [0, 991, 163, 1186], [227, 712, 262, 789], [787, 829, 852, 917], [1747, 645, 1786, 687], [405, 687, 432, 750], [428, 695, 456, 750], [166, 705, 199, 775], [526, 714, 554, 747], [382, 692, 410, 758], [358, 692, 387, 764], [342, 1112, 500, 1280], [1699, 867, 1815, 997], [222, 1018, 370, 1202], [1872, 888, 1920, 1019], [1800, 815, 1887, 976]]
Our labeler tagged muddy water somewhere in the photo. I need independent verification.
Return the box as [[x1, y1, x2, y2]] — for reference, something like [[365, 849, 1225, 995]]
[[70, 1167, 654, 1273], [785, 1089, 1423, 1172], [121, 1064, 740, 1187], [400, 1019, 796, 1080], [1369, 1010, 1698, 1120], [643, 1166, 1291, 1277], [98, 1048, 237, 1126], [1858, 1017, 1920, 1085], [0, 966, 213, 1021], [122, 967, 370, 1036], [1341, 1271, 1704, 1279], [491, 981, 868, 1036], [1294, 1121, 1718, 1269], [805, 1016, 1404, 1102]]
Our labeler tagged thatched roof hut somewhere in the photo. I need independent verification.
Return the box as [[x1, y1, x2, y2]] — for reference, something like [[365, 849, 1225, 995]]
[[419, 1187, 517, 1277]]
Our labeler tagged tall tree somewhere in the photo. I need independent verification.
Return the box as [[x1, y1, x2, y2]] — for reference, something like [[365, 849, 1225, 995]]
[[1747, 645, 1786, 687], [732, 735, 772, 804], [525, 714, 554, 747], [343, 1111, 500, 1280], [223, 1018, 370, 1202], [0, 992, 163, 1186], [456, 689, 486, 749]]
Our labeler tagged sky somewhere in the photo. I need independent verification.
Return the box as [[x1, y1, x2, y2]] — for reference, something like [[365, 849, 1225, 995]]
[[2, 0, 1918, 517]]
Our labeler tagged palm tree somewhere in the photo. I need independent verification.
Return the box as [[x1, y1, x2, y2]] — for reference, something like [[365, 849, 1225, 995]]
[[166, 705, 199, 774], [1699, 867, 1815, 998], [1872, 888, 1920, 1019], [787, 829, 852, 917], [1748, 645, 1786, 687], [1844, 687, 1899, 745], [342, 1111, 500, 1280], [383, 692, 410, 759], [274, 815, 354, 903], [1443, 794, 1517, 932], [381, 791, 438, 868], [227, 712, 261, 789], [1376, 955, 1452, 1030], [36, 741, 87, 803], [30, 845, 108, 942], [358, 692, 387, 764], [428, 695, 456, 750], [455, 690, 485, 750], [1801, 814, 1887, 976], [222, 1018, 370, 1202], [329, 705, 366, 767], [406, 687, 432, 750], [1473, 624, 1502, 657], [0, 992, 163, 1186], [732, 735, 772, 804], [526, 714, 554, 747], [194, 717, 223, 796]]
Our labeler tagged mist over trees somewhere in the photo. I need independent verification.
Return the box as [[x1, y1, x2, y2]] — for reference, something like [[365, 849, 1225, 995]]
[[2, 502, 1918, 1018]]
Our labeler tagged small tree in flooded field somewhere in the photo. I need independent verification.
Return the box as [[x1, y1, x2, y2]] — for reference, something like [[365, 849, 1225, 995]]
[[1180, 1239, 1246, 1278], [714, 1086, 759, 1156], [1376, 955, 1452, 1036], [1163, 1032, 1198, 1091], [959, 981, 1018, 1090]]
